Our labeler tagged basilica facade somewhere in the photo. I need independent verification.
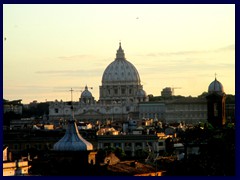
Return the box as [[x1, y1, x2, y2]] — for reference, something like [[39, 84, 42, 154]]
[[49, 43, 148, 123]]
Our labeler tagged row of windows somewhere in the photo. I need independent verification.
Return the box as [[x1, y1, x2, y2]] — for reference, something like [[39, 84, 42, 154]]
[[167, 113, 206, 118], [12, 143, 53, 151], [107, 89, 132, 95], [140, 107, 165, 112], [168, 104, 206, 111], [140, 113, 164, 118], [103, 142, 155, 148], [102, 142, 165, 150], [54, 108, 101, 114]]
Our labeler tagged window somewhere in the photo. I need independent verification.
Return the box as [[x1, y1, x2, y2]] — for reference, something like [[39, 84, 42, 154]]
[[158, 142, 164, 146], [114, 89, 118, 94], [14, 144, 19, 150], [54, 108, 59, 113], [38, 144, 42, 150], [125, 142, 131, 147], [214, 103, 218, 117], [114, 143, 120, 147], [25, 144, 30, 149], [136, 142, 142, 147], [147, 142, 152, 146], [129, 89, 132, 94], [104, 143, 110, 148]]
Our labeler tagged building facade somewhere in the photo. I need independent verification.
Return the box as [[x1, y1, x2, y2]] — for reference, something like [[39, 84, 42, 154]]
[[3, 99, 23, 115], [138, 102, 166, 121], [165, 97, 208, 124], [49, 43, 148, 123], [206, 78, 226, 127], [97, 134, 161, 157]]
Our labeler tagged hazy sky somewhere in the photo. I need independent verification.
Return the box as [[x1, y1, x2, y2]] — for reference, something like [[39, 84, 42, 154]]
[[3, 4, 235, 104]]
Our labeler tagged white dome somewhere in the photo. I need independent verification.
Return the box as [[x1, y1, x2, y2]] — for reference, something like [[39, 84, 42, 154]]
[[208, 78, 224, 94], [102, 43, 141, 85], [81, 86, 92, 98]]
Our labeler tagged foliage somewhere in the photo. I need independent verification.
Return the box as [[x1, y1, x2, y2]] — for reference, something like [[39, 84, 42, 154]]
[[197, 91, 208, 98], [134, 149, 149, 160], [3, 111, 21, 125], [22, 102, 49, 118], [225, 94, 235, 104], [96, 147, 126, 162], [114, 147, 126, 160], [174, 123, 235, 175]]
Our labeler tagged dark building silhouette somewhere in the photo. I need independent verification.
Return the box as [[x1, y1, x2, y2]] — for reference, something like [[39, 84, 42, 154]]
[[206, 77, 226, 128], [46, 98, 97, 175]]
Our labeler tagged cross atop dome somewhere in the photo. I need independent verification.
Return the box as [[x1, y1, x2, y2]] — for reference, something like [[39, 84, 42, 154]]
[[119, 41, 122, 49]]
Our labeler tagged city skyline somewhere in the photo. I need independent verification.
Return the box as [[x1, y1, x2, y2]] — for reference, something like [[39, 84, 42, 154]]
[[3, 4, 235, 104]]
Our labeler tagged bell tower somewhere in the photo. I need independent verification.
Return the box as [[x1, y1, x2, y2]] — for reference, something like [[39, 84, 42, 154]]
[[206, 77, 226, 128]]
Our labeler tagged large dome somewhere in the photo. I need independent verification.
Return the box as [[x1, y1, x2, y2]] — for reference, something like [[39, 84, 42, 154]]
[[102, 43, 141, 85], [208, 78, 224, 94]]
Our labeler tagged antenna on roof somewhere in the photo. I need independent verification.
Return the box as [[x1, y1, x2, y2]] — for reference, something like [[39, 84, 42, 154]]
[[69, 88, 74, 118], [70, 88, 74, 102]]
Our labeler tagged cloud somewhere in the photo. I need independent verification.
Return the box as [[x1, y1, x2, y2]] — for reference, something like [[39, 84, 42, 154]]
[[14, 85, 52, 89], [58, 54, 94, 61], [213, 44, 235, 52], [139, 62, 234, 76], [35, 68, 103, 77], [144, 44, 235, 57], [57, 55, 112, 66]]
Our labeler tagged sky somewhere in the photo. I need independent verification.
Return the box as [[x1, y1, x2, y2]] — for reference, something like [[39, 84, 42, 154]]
[[3, 4, 235, 104]]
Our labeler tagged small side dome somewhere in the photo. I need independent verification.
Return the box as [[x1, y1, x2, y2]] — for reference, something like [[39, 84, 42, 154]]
[[136, 89, 147, 97], [208, 78, 224, 94], [81, 86, 92, 98]]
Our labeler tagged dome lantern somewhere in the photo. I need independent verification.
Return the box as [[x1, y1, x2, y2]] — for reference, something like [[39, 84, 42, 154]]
[[116, 42, 125, 59]]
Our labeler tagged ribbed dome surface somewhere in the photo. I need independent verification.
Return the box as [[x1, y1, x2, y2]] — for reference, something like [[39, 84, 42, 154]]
[[102, 43, 140, 85], [136, 89, 147, 97], [53, 117, 93, 151], [208, 78, 224, 94], [81, 86, 92, 98]]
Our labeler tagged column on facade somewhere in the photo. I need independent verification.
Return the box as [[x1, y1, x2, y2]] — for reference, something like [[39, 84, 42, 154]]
[[121, 142, 125, 152], [97, 142, 103, 149], [153, 142, 157, 154], [131, 142, 135, 157], [142, 142, 145, 150], [118, 85, 121, 96], [98, 142, 101, 149]]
